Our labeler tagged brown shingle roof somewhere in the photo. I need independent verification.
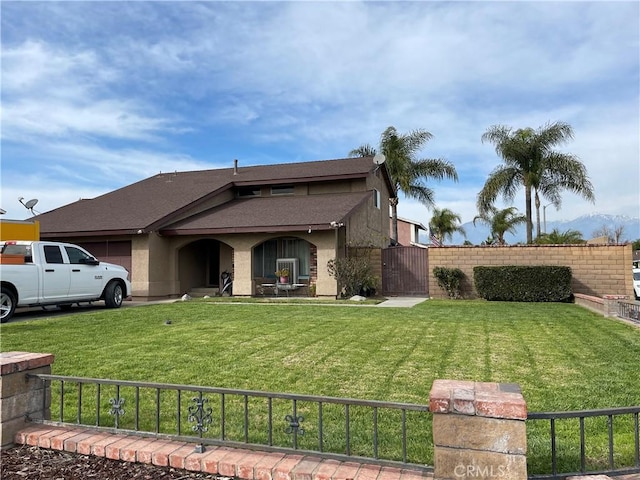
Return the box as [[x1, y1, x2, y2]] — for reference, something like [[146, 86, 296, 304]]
[[36, 156, 390, 236], [160, 192, 371, 235]]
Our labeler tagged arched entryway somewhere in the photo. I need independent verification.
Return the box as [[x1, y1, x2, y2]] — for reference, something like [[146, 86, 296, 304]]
[[178, 239, 233, 294], [252, 236, 316, 296]]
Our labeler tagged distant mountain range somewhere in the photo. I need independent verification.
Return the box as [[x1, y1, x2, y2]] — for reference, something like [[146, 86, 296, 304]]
[[420, 214, 640, 245]]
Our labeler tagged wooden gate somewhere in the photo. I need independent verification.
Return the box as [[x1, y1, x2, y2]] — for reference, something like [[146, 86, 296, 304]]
[[382, 246, 429, 296]]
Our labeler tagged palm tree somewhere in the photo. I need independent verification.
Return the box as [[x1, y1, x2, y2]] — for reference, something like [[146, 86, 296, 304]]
[[428, 208, 466, 245], [350, 126, 458, 243], [535, 228, 585, 244], [473, 206, 526, 245], [478, 121, 595, 243]]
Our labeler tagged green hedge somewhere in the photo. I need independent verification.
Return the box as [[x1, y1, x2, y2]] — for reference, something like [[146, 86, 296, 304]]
[[473, 265, 572, 302], [433, 266, 465, 299]]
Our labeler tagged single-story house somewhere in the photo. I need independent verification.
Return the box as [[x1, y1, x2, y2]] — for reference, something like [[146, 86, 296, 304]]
[[35, 156, 395, 298]]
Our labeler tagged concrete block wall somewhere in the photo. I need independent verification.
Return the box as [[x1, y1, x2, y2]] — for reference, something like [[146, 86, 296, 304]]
[[428, 244, 633, 299]]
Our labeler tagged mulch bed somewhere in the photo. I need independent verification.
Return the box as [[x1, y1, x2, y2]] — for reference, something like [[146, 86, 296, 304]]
[[1, 445, 230, 479]]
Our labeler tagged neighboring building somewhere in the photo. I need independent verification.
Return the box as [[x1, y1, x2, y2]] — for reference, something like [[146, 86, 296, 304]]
[[393, 217, 428, 247], [34, 157, 395, 298], [0, 220, 40, 241]]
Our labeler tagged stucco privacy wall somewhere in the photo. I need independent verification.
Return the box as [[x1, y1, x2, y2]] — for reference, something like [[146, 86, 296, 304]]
[[428, 244, 633, 300]]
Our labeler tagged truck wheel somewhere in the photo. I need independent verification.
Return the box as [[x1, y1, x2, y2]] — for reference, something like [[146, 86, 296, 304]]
[[1, 287, 17, 323], [104, 281, 124, 309]]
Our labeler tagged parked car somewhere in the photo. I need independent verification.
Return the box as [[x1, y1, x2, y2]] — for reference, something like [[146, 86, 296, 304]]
[[0, 241, 132, 322], [633, 267, 640, 301]]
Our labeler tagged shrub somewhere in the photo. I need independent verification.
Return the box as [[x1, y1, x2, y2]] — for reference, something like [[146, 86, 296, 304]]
[[474, 265, 572, 302], [327, 256, 378, 298], [433, 267, 465, 299]]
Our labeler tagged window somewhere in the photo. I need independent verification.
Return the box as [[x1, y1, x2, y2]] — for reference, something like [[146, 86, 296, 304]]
[[238, 187, 261, 197], [65, 246, 94, 264], [271, 185, 294, 195], [373, 189, 381, 209], [253, 238, 310, 278], [43, 245, 64, 264]]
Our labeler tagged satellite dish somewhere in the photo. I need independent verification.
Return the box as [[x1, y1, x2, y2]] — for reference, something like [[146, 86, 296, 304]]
[[18, 197, 39, 215], [373, 153, 386, 165]]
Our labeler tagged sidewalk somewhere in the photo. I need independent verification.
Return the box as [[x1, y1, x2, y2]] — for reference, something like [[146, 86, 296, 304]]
[[376, 297, 428, 308]]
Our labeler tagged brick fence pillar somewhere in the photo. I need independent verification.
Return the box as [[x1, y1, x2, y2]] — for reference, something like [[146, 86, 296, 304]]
[[429, 380, 527, 480], [0, 352, 54, 449]]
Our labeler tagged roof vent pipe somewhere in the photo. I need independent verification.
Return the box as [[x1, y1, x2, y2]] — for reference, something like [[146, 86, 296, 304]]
[[233, 159, 238, 175]]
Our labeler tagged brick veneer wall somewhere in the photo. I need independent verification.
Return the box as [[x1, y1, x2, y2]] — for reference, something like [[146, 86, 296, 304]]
[[428, 244, 633, 299]]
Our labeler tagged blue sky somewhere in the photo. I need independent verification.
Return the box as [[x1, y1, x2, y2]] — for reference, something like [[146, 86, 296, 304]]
[[2, 1, 639, 225]]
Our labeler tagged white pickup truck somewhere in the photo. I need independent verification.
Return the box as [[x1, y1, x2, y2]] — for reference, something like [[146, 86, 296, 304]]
[[0, 241, 132, 322]]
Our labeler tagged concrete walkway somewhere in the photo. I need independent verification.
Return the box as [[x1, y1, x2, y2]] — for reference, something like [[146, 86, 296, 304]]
[[376, 297, 428, 308]]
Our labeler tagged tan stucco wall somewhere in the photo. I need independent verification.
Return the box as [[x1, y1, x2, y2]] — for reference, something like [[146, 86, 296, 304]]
[[308, 179, 365, 194], [131, 233, 178, 297], [428, 243, 633, 299], [342, 168, 391, 249], [314, 231, 341, 296], [131, 235, 150, 297]]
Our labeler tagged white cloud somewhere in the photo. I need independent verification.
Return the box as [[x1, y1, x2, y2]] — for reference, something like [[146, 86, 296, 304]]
[[1, 1, 637, 224]]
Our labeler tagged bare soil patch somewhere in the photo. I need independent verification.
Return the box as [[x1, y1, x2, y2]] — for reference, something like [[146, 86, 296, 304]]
[[1, 445, 227, 479]]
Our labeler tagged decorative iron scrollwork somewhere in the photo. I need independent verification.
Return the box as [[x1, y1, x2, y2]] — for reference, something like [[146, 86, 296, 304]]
[[188, 396, 213, 434], [108, 397, 125, 428], [108, 397, 125, 417], [285, 414, 305, 436]]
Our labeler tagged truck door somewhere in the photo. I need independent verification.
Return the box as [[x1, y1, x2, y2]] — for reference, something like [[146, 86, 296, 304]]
[[41, 244, 71, 300], [64, 245, 105, 298]]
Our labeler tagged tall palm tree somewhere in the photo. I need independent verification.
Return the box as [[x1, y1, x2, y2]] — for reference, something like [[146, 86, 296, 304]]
[[429, 208, 466, 245], [472, 206, 526, 245], [350, 126, 458, 243], [478, 121, 595, 243]]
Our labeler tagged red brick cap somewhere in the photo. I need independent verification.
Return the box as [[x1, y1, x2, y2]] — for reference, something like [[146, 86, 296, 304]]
[[0, 351, 55, 375], [428, 380, 527, 420]]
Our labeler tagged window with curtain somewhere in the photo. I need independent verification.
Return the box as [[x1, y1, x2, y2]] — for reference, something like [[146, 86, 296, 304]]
[[253, 238, 310, 278]]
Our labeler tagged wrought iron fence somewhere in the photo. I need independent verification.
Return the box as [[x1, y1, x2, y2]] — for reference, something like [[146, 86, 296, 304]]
[[28, 373, 433, 472], [618, 300, 640, 323], [527, 406, 640, 479]]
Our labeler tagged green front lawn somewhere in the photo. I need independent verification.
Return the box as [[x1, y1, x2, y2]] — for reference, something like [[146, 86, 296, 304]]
[[2, 299, 639, 473]]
